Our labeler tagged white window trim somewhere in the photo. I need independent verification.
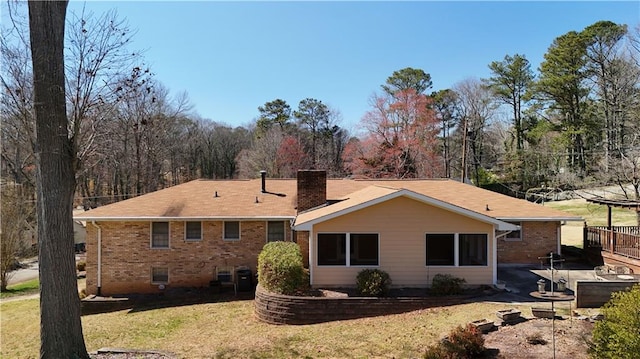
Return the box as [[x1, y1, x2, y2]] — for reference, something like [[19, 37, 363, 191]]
[[316, 232, 380, 267], [266, 220, 286, 243], [150, 222, 170, 249], [504, 222, 523, 241], [184, 221, 203, 242], [425, 232, 489, 268], [151, 266, 169, 285], [223, 221, 241, 241]]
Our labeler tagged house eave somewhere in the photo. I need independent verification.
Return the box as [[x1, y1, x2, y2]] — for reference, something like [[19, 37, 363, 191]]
[[498, 217, 583, 222], [293, 189, 521, 232], [74, 216, 296, 222]]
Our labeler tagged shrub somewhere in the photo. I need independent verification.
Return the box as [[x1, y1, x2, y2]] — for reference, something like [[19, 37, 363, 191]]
[[76, 261, 86, 272], [424, 324, 486, 359], [443, 323, 485, 358], [257, 242, 308, 295], [356, 269, 391, 297], [589, 284, 640, 359], [423, 344, 449, 359], [430, 273, 466, 296]]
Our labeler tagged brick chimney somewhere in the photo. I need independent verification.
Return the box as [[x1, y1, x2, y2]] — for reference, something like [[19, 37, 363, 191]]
[[297, 170, 326, 213]]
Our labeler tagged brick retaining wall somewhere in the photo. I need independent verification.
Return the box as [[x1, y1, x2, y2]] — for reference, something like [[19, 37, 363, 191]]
[[254, 284, 476, 325]]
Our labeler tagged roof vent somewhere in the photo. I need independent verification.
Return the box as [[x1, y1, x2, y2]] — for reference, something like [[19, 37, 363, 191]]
[[214, 191, 219, 198]]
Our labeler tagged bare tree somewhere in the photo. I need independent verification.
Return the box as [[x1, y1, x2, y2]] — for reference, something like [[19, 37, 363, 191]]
[[0, 184, 35, 291], [28, 0, 90, 357], [454, 78, 498, 185]]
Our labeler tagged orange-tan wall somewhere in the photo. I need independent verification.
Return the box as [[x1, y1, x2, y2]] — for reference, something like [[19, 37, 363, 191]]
[[310, 196, 495, 288], [497, 222, 560, 263], [85, 220, 291, 295]]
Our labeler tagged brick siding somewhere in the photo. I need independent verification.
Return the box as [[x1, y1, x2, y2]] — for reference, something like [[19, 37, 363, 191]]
[[86, 220, 291, 296], [296, 230, 310, 267], [297, 170, 326, 212], [497, 221, 560, 264]]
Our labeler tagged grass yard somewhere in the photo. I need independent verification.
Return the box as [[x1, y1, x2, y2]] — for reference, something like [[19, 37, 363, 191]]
[[545, 198, 638, 248], [0, 297, 530, 359], [0, 279, 39, 299]]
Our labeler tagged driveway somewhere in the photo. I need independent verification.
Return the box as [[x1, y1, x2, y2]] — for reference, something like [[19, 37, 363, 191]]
[[7, 258, 39, 286]]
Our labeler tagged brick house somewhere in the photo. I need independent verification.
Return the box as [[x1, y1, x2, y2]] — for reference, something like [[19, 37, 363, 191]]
[[76, 170, 581, 295]]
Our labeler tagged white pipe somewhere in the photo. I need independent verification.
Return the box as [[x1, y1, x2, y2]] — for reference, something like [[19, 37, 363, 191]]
[[308, 229, 314, 286], [494, 230, 514, 284], [91, 221, 102, 295]]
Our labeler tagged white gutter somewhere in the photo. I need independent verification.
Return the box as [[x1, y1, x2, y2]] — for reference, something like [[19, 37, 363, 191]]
[[91, 221, 102, 296]]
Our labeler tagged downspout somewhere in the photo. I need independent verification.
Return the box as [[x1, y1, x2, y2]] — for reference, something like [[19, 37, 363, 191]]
[[91, 221, 102, 296], [308, 229, 314, 286], [494, 229, 514, 284]]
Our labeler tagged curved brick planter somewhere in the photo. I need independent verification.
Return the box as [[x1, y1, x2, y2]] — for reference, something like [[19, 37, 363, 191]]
[[254, 284, 477, 325]]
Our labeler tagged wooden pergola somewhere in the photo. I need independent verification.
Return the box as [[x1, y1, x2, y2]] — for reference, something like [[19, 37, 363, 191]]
[[586, 197, 640, 228], [584, 197, 640, 272]]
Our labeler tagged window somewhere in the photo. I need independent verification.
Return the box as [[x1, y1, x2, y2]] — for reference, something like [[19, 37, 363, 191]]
[[317, 233, 379, 266], [317, 233, 346, 266], [267, 221, 285, 242], [459, 234, 487, 266], [151, 267, 168, 284], [151, 222, 169, 248], [505, 222, 522, 241], [224, 221, 240, 241], [350, 234, 379, 266], [185, 221, 202, 241], [425, 233, 455, 266]]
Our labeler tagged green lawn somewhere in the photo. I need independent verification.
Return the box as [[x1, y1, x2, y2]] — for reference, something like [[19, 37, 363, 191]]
[[0, 278, 39, 299], [545, 199, 638, 227], [545, 199, 638, 248], [1, 297, 536, 359]]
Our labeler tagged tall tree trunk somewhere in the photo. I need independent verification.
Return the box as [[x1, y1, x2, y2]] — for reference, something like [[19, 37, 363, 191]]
[[28, 1, 89, 358]]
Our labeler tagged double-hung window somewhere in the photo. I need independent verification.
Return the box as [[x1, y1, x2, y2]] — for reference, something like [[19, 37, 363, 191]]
[[317, 233, 379, 266], [224, 221, 240, 241], [267, 221, 285, 242], [185, 221, 202, 241], [151, 222, 170, 248]]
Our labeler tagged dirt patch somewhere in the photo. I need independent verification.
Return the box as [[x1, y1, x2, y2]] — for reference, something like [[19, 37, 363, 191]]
[[484, 318, 593, 359]]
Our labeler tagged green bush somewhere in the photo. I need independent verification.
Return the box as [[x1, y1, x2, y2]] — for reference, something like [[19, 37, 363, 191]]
[[589, 284, 640, 359], [424, 324, 486, 359], [430, 273, 466, 296], [76, 261, 86, 272], [257, 242, 308, 295], [356, 269, 391, 297]]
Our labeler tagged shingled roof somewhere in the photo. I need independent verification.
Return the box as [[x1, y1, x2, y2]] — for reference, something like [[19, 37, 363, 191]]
[[75, 178, 582, 222]]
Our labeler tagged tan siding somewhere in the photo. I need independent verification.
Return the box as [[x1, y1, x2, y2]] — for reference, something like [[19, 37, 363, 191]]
[[311, 196, 494, 287]]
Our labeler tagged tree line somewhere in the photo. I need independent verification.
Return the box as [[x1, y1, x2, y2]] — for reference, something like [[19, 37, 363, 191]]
[[2, 7, 639, 210]]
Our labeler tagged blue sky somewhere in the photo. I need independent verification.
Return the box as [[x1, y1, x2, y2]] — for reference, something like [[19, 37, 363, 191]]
[[62, 1, 639, 132]]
